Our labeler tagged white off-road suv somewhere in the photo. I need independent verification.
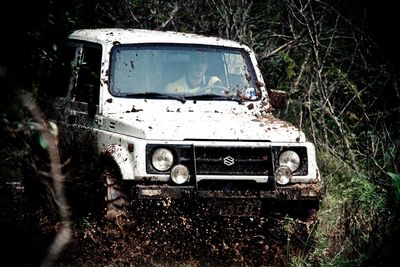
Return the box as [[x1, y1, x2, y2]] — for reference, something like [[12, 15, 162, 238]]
[[44, 28, 321, 219]]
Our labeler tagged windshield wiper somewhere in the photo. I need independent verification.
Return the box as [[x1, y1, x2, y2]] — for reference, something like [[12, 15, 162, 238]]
[[185, 94, 242, 103], [125, 92, 187, 103]]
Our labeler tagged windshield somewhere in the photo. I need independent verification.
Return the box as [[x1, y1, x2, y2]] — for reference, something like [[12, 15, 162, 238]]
[[109, 44, 260, 101]]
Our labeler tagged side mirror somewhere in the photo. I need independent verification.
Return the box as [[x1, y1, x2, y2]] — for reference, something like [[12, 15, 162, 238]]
[[268, 89, 288, 109]]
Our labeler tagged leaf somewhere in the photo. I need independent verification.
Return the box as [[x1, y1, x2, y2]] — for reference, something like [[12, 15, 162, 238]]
[[37, 133, 48, 150], [388, 172, 400, 202]]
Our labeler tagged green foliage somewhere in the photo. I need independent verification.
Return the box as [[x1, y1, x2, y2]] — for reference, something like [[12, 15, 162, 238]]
[[314, 147, 391, 266], [264, 51, 297, 91], [345, 174, 387, 216]]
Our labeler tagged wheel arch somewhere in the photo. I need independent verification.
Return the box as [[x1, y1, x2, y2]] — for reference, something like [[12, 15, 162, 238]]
[[98, 144, 135, 180]]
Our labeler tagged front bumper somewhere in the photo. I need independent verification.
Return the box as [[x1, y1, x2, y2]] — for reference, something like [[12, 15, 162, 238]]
[[135, 183, 321, 217], [136, 183, 321, 201]]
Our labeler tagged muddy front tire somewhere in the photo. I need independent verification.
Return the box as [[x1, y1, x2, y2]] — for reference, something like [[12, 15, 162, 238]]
[[97, 163, 129, 220]]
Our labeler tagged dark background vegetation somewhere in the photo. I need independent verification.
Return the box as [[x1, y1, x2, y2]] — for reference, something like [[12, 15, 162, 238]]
[[1, 0, 399, 266]]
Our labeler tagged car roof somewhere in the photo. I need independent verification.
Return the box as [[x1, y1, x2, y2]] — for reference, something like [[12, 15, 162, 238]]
[[68, 28, 247, 49]]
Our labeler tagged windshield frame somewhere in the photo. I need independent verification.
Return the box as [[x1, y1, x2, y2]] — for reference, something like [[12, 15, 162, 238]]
[[108, 43, 261, 101]]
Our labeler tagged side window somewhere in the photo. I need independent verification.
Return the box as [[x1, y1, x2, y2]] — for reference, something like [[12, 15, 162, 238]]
[[72, 45, 102, 104], [42, 45, 76, 97]]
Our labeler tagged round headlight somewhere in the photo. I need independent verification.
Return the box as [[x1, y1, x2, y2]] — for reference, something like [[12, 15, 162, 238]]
[[170, 164, 189, 184], [279, 150, 300, 172], [152, 148, 174, 171], [275, 165, 292, 185]]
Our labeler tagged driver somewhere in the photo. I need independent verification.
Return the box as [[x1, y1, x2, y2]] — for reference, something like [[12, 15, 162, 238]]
[[165, 53, 221, 94]]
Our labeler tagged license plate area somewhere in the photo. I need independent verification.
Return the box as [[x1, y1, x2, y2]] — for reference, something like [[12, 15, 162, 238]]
[[202, 199, 262, 216]]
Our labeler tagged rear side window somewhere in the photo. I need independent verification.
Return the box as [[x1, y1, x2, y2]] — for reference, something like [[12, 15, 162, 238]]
[[42, 41, 102, 105], [71, 44, 102, 104], [42, 45, 76, 97]]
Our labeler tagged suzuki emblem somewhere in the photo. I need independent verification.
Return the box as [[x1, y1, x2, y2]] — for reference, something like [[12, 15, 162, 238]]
[[223, 156, 235, 166]]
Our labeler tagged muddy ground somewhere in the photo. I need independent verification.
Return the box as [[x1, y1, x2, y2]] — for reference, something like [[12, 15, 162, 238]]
[[0, 182, 317, 267]]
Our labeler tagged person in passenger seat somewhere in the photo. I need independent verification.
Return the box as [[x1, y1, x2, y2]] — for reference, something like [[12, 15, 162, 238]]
[[165, 53, 221, 94]]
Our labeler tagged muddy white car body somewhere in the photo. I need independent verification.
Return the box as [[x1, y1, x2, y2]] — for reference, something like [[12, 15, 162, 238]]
[[46, 28, 321, 216]]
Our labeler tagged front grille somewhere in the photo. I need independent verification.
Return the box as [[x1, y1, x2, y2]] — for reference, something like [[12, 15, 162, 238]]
[[194, 146, 273, 176]]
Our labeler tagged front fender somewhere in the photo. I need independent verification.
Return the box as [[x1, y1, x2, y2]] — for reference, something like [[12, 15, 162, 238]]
[[101, 145, 134, 180]]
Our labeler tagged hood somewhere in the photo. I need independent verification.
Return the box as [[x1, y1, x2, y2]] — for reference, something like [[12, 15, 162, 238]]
[[105, 111, 305, 142]]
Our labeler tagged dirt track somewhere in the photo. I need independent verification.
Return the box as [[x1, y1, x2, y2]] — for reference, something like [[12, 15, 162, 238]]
[[0, 183, 317, 267]]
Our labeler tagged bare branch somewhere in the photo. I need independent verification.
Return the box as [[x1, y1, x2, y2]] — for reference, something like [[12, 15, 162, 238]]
[[124, 0, 142, 27], [19, 91, 71, 267], [265, 39, 297, 58], [157, 2, 179, 30]]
